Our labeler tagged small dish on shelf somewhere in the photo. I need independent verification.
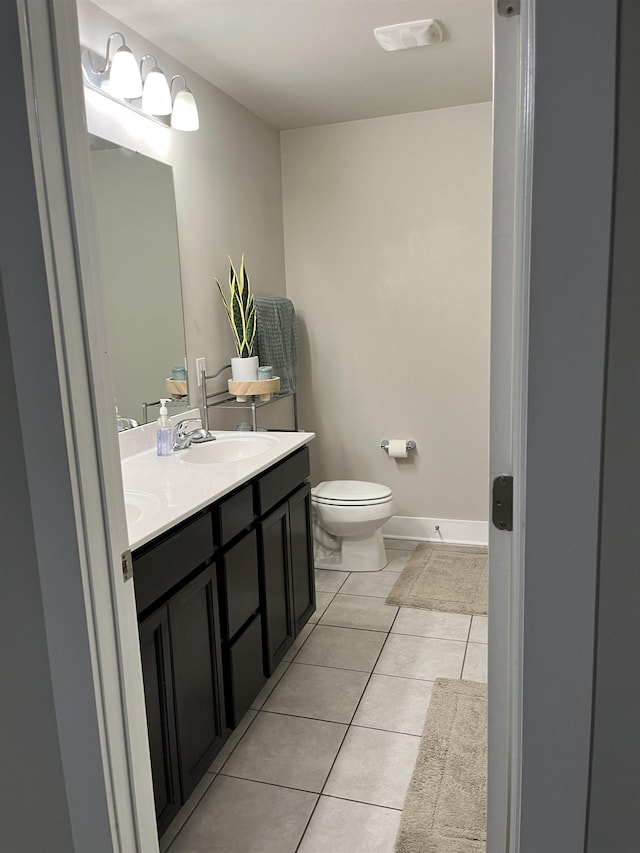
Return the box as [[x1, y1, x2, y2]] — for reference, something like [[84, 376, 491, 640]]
[[228, 376, 280, 402]]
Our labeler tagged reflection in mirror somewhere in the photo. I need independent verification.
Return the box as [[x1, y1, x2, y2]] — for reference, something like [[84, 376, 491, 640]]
[[88, 135, 189, 424]]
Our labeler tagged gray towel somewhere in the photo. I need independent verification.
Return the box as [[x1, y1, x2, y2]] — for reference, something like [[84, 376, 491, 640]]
[[254, 297, 298, 394]]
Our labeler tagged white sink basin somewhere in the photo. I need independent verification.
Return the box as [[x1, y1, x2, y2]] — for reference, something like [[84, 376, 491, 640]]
[[179, 435, 279, 464], [124, 490, 161, 525]]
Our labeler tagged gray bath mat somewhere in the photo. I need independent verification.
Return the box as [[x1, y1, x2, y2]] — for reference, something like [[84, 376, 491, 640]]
[[386, 543, 488, 615], [396, 678, 487, 853]]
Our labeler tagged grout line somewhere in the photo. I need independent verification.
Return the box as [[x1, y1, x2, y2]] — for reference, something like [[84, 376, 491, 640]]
[[269, 656, 441, 683], [256, 707, 352, 727], [283, 622, 317, 663], [164, 772, 216, 852], [460, 640, 469, 680], [210, 708, 261, 775], [320, 793, 402, 812], [293, 597, 402, 852], [178, 551, 466, 851], [317, 620, 394, 634], [218, 769, 324, 797]]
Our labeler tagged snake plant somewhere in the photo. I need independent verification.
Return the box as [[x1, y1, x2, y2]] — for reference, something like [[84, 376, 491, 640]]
[[215, 254, 256, 358]]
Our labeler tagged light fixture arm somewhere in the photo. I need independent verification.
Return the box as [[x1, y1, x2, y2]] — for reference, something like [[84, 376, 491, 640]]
[[94, 32, 126, 75], [140, 54, 159, 80], [170, 74, 187, 97]]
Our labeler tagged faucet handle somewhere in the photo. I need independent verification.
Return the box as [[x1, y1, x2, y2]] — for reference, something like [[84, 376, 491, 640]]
[[174, 417, 201, 438]]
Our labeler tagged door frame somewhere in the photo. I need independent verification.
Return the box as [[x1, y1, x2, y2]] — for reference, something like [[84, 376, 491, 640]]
[[13, 0, 159, 848], [488, 1, 534, 849]]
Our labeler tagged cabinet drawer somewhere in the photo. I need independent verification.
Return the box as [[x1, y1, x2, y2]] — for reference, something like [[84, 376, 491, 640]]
[[214, 484, 254, 546], [134, 513, 214, 615], [220, 530, 260, 640], [254, 447, 310, 516], [226, 615, 266, 728]]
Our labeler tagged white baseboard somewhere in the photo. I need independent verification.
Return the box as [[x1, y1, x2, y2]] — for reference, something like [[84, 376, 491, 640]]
[[383, 515, 489, 546]]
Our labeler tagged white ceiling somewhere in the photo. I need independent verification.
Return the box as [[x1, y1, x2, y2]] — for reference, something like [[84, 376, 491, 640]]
[[91, 0, 493, 130]]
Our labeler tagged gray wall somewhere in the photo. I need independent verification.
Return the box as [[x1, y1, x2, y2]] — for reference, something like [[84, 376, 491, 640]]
[[519, 1, 617, 850], [78, 0, 288, 416], [0, 2, 112, 850], [281, 104, 492, 523], [586, 0, 640, 848]]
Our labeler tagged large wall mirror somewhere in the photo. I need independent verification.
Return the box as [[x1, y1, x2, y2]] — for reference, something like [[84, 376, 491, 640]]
[[89, 135, 188, 424]]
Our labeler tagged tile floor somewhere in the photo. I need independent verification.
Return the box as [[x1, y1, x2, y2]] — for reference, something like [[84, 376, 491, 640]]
[[163, 539, 488, 853]]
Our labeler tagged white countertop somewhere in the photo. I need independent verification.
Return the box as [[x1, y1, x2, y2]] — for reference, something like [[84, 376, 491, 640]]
[[120, 414, 315, 550]]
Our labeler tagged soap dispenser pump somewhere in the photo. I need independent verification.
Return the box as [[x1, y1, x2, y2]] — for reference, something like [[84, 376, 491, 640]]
[[156, 399, 173, 457]]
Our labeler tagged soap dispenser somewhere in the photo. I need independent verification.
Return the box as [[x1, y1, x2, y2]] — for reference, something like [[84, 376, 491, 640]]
[[156, 399, 173, 457]]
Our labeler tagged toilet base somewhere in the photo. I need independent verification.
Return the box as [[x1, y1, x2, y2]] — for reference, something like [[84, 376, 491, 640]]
[[314, 530, 388, 572]]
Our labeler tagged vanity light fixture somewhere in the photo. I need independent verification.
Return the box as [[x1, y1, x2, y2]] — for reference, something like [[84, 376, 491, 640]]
[[140, 54, 172, 116], [81, 37, 199, 131], [94, 32, 143, 98], [170, 75, 200, 131]]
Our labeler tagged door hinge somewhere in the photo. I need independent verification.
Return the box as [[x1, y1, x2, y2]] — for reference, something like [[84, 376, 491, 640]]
[[492, 476, 514, 532], [497, 0, 520, 17], [122, 549, 134, 582]]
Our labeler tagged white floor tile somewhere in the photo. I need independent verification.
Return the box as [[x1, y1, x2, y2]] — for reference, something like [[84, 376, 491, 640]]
[[469, 614, 488, 644], [209, 710, 258, 773], [308, 591, 335, 624], [170, 776, 317, 853], [462, 642, 488, 683], [222, 712, 346, 793], [324, 726, 420, 809], [297, 796, 401, 853], [294, 624, 386, 672], [319, 594, 397, 632], [384, 538, 419, 551], [352, 674, 433, 736], [383, 549, 412, 573], [314, 568, 350, 593], [160, 772, 215, 852], [250, 659, 289, 710], [263, 663, 368, 723], [340, 571, 400, 598], [282, 623, 315, 662], [392, 608, 471, 641], [374, 633, 465, 681]]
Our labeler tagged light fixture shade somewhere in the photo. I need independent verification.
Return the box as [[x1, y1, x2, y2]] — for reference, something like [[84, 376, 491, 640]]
[[142, 67, 172, 115], [108, 45, 143, 98], [171, 87, 199, 131]]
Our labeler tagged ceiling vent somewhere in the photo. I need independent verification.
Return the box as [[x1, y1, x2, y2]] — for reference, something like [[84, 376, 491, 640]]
[[374, 19, 444, 52]]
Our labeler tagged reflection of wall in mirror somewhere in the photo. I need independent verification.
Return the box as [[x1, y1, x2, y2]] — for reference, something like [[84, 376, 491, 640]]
[[90, 147, 187, 422]]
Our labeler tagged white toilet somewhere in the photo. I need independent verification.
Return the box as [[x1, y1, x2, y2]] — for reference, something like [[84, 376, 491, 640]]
[[311, 480, 395, 572]]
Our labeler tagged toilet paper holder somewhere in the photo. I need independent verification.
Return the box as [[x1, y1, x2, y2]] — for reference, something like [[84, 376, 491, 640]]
[[381, 439, 416, 453]]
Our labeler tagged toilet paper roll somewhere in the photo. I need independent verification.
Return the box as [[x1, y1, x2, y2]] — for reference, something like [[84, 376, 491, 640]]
[[387, 439, 409, 458]]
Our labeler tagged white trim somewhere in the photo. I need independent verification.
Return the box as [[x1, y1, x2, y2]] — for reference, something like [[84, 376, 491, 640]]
[[488, 0, 534, 850], [24, 1, 158, 849], [383, 515, 488, 546]]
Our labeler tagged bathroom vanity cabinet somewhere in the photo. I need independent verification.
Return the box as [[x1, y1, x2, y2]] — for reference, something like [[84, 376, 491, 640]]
[[132, 446, 314, 836]]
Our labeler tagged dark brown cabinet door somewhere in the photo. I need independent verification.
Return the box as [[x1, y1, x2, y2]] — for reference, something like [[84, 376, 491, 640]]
[[138, 606, 180, 836], [258, 502, 294, 675], [288, 484, 316, 633], [169, 564, 226, 799]]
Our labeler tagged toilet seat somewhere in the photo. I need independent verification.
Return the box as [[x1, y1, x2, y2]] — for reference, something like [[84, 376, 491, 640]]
[[312, 480, 392, 507]]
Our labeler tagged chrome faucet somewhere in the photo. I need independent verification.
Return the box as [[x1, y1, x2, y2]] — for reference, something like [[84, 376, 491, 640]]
[[173, 417, 216, 451], [116, 414, 140, 432]]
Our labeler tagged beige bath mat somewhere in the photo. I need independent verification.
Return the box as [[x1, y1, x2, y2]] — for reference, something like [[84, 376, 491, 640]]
[[386, 543, 488, 615], [396, 678, 487, 853]]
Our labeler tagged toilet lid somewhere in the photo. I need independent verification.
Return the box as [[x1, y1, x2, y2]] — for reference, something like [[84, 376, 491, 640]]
[[312, 480, 392, 503]]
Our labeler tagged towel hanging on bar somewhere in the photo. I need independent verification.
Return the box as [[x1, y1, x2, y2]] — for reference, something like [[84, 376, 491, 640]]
[[254, 296, 298, 395]]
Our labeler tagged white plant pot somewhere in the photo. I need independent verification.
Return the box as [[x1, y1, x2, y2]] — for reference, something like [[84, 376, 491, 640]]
[[230, 356, 258, 381]]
